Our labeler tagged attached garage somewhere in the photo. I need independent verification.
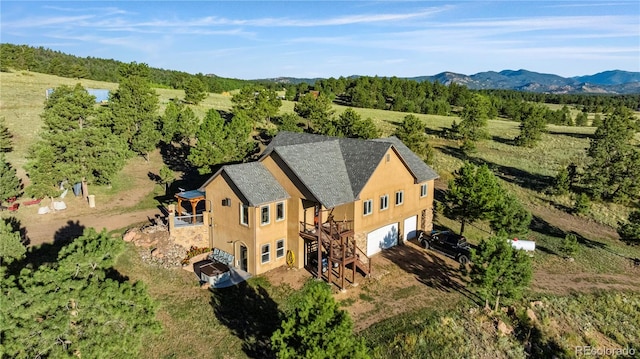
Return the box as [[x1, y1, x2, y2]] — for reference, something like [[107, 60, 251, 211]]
[[366, 222, 398, 256], [403, 215, 417, 241]]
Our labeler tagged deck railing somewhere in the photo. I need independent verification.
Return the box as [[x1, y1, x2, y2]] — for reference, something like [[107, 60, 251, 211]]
[[174, 214, 204, 227], [299, 220, 354, 235]]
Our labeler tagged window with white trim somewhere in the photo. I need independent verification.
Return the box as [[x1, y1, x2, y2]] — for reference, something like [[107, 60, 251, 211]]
[[261, 244, 270, 263], [240, 204, 249, 226], [380, 194, 389, 210], [420, 184, 428, 198], [276, 202, 285, 221], [395, 190, 404, 206], [276, 239, 285, 259], [260, 205, 270, 225], [363, 199, 373, 216]]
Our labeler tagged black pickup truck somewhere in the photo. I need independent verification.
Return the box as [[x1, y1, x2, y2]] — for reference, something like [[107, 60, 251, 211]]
[[418, 230, 471, 265]]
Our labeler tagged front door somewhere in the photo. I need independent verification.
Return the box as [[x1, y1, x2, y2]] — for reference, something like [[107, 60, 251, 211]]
[[240, 245, 248, 272]]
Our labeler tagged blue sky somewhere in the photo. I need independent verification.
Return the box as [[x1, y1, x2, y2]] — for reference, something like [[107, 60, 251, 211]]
[[2, 1, 639, 79]]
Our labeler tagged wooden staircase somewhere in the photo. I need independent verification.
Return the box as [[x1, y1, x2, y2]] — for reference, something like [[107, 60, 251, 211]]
[[300, 218, 371, 290]]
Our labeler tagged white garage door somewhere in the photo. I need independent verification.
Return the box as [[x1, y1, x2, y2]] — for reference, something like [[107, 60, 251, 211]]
[[403, 216, 417, 241], [366, 223, 398, 256]]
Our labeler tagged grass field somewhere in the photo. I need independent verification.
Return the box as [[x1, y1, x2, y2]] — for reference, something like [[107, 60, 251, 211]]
[[3, 71, 640, 358]]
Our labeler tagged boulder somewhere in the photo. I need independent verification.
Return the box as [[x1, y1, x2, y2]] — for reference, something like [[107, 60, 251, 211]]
[[497, 320, 513, 336], [123, 230, 140, 243], [526, 308, 538, 323]]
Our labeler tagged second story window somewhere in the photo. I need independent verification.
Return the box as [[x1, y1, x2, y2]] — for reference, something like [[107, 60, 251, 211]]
[[395, 190, 404, 206], [276, 202, 285, 221], [261, 205, 270, 225], [240, 204, 249, 226], [420, 184, 428, 198], [363, 199, 373, 216], [380, 194, 389, 210]]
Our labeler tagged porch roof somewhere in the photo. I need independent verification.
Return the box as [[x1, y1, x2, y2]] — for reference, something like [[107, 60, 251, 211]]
[[175, 190, 205, 201]]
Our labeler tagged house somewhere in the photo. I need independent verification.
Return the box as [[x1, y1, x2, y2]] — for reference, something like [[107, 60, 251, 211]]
[[169, 131, 438, 289]]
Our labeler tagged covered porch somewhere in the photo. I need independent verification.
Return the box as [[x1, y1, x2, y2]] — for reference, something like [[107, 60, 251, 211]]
[[174, 190, 206, 226]]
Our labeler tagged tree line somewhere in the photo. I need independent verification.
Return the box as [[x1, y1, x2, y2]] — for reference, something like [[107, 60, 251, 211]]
[[0, 43, 250, 93]]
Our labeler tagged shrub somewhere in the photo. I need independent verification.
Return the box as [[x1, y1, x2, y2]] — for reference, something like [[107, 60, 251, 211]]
[[559, 233, 580, 257]]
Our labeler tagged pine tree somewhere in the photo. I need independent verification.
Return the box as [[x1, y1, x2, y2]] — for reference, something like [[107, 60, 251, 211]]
[[107, 62, 160, 158], [0, 229, 160, 358], [276, 113, 303, 133], [271, 280, 369, 359], [0, 155, 21, 202], [582, 107, 640, 202], [444, 163, 503, 235], [394, 114, 434, 164], [294, 92, 335, 131], [183, 77, 208, 104], [459, 93, 491, 142], [188, 109, 230, 174], [618, 210, 640, 244], [0, 218, 25, 265], [26, 85, 129, 200], [0, 117, 13, 153], [515, 104, 547, 147], [471, 234, 532, 310], [489, 193, 531, 238], [553, 167, 570, 195], [232, 86, 282, 128]]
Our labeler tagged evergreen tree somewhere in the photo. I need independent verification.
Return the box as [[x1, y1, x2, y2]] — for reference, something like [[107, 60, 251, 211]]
[[294, 92, 335, 131], [489, 193, 531, 238], [582, 107, 640, 202], [232, 85, 282, 128], [225, 111, 256, 162], [0, 218, 25, 265], [459, 94, 491, 142], [471, 234, 532, 309], [276, 113, 303, 133], [183, 77, 208, 104], [271, 280, 369, 359], [158, 165, 175, 194], [107, 62, 161, 158], [394, 114, 434, 164], [26, 85, 129, 198], [188, 109, 228, 174], [0, 229, 160, 358], [0, 155, 21, 202], [559, 233, 580, 258], [515, 104, 547, 147], [444, 163, 503, 235], [332, 108, 380, 139], [618, 210, 640, 244], [553, 167, 570, 195], [0, 117, 13, 153], [573, 192, 591, 215], [575, 111, 588, 126]]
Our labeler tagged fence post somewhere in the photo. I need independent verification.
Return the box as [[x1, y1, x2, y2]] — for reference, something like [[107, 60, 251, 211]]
[[168, 204, 176, 234]]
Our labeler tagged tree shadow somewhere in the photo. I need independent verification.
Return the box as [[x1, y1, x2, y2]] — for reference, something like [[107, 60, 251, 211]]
[[514, 315, 568, 358], [210, 281, 281, 359], [546, 129, 593, 139], [491, 135, 515, 146], [5, 220, 87, 277], [54, 220, 86, 243], [380, 243, 482, 306], [159, 142, 192, 172]]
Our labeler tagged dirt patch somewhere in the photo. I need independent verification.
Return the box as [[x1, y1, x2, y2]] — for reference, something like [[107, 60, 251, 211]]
[[532, 270, 640, 295]]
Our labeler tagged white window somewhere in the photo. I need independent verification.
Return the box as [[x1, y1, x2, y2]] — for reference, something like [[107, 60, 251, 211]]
[[276, 202, 285, 221], [380, 194, 389, 211], [276, 239, 285, 259], [260, 205, 270, 225], [261, 244, 270, 263], [395, 190, 404, 206], [240, 204, 249, 226], [363, 199, 373, 216], [420, 184, 428, 198]]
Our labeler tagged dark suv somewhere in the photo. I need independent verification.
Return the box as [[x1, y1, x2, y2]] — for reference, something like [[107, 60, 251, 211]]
[[418, 230, 471, 265]]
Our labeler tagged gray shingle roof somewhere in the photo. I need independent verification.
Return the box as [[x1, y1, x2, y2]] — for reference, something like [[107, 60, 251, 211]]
[[199, 162, 289, 207], [260, 132, 439, 208]]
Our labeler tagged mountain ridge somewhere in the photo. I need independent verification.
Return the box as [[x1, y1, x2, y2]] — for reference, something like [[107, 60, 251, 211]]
[[259, 69, 640, 94]]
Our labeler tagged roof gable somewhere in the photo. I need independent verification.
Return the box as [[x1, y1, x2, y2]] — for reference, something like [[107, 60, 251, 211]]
[[200, 162, 289, 207]]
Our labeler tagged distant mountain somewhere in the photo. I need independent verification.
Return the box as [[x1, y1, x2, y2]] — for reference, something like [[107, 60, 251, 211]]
[[408, 69, 640, 94], [259, 69, 640, 94]]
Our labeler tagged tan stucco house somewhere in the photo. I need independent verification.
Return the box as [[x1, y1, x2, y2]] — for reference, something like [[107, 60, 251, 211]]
[[171, 131, 438, 289]]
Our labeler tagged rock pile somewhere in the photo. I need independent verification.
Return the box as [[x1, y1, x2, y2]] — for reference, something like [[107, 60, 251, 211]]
[[122, 226, 186, 269]]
